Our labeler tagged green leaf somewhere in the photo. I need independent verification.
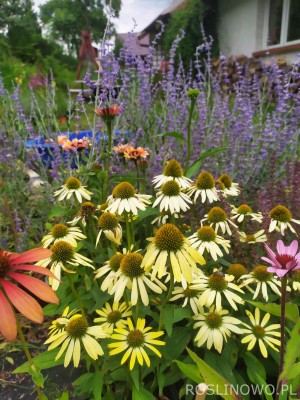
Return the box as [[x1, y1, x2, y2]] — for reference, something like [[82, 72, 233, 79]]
[[162, 304, 175, 336], [132, 384, 156, 400], [29, 363, 44, 388], [92, 370, 103, 400], [185, 147, 227, 177], [130, 366, 140, 391], [281, 319, 300, 380], [57, 392, 69, 400], [243, 352, 266, 384], [220, 340, 238, 369], [254, 374, 274, 400], [247, 301, 299, 322], [174, 361, 201, 383], [48, 204, 67, 219], [163, 327, 191, 360], [156, 131, 186, 141], [187, 348, 239, 400], [157, 370, 166, 395], [137, 206, 157, 222], [13, 349, 63, 373]]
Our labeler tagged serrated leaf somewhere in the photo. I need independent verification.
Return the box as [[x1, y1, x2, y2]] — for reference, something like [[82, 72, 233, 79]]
[[247, 301, 299, 323], [185, 147, 227, 177]]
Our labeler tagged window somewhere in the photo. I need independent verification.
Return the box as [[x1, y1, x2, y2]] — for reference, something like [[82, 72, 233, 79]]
[[266, 0, 300, 46]]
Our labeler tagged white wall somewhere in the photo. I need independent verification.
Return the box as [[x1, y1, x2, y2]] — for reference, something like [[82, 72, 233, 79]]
[[218, 0, 264, 57]]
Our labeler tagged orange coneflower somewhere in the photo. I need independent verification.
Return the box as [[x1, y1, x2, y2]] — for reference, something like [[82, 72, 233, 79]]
[[0, 248, 59, 342], [95, 105, 121, 121], [124, 146, 149, 160]]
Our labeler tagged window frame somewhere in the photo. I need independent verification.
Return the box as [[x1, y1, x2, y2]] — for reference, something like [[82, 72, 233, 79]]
[[264, 0, 300, 48]]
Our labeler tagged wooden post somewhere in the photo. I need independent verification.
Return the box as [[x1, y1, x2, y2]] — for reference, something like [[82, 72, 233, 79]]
[[195, 383, 208, 400]]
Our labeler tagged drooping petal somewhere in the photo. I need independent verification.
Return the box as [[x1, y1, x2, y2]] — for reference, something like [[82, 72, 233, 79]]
[[11, 248, 52, 264], [8, 272, 59, 304], [0, 289, 17, 341], [11, 264, 60, 281], [1, 280, 43, 323]]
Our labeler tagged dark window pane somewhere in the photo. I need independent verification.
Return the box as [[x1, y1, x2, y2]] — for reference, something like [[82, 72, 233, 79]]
[[268, 0, 284, 45], [287, 0, 300, 42]]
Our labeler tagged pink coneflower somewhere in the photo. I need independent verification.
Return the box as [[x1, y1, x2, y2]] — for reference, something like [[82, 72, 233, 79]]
[[0, 248, 59, 341], [262, 240, 300, 278]]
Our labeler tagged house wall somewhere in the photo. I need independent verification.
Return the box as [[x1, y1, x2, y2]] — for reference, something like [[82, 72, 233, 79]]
[[218, 0, 262, 57], [217, 0, 300, 63]]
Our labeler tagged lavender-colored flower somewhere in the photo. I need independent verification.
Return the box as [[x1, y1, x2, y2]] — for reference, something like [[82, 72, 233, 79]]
[[262, 240, 300, 278]]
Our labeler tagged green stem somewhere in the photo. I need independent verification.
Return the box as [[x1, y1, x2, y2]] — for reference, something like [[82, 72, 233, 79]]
[[104, 119, 113, 200], [135, 160, 140, 192], [66, 273, 85, 317], [159, 269, 174, 330], [276, 275, 287, 400], [185, 99, 196, 171], [125, 213, 132, 248], [16, 317, 43, 400]]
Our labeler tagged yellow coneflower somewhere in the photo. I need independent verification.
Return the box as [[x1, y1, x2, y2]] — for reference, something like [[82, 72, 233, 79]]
[[268, 205, 300, 235], [54, 177, 93, 203], [96, 212, 122, 246], [188, 226, 230, 261], [94, 301, 132, 333], [152, 159, 192, 189], [231, 204, 262, 223], [36, 241, 94, 290], [108, 318, 165, 370], [239, 230, 267, 244], [187, 171, 219, 204], [193, 306, 243, 353], [42, 224, 86, 248], [217, 173, 240, 197], [45, 312, 108, 368], [153, 180, 192, 213], [106, 182, 152, 216], [141, 224, 205, 286], [201, 206, 238, 236], [241, 308, 281, 358]]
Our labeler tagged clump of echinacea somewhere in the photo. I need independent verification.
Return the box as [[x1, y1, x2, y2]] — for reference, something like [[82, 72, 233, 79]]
[[239, 265, 282, 301], [68, 201, 97, 227], [268, 205, 300, 235], [42, 224, 86, 248], [193, 306, 243, 353], [262, 239, 300, 278], [0, 248, 59, 341], [106, 182, 152, 216], [217, 173, 240, 197], [152, 159, 192, 189], [153, 180, 192, 213], [201, 206, 238, 236], [187, 171, 219, 204], [96, 212, 122, 246], [188, 226, 230, 261], [108, 317, 165, 370], [37, 240, 94, 290], [241, 308, 280, 358], [141, 223, 206, 286], [54, 177, 93, 203], [231, 204, 262, 223], [239, 230, 267, 244], [45, 309, 109, 368]]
